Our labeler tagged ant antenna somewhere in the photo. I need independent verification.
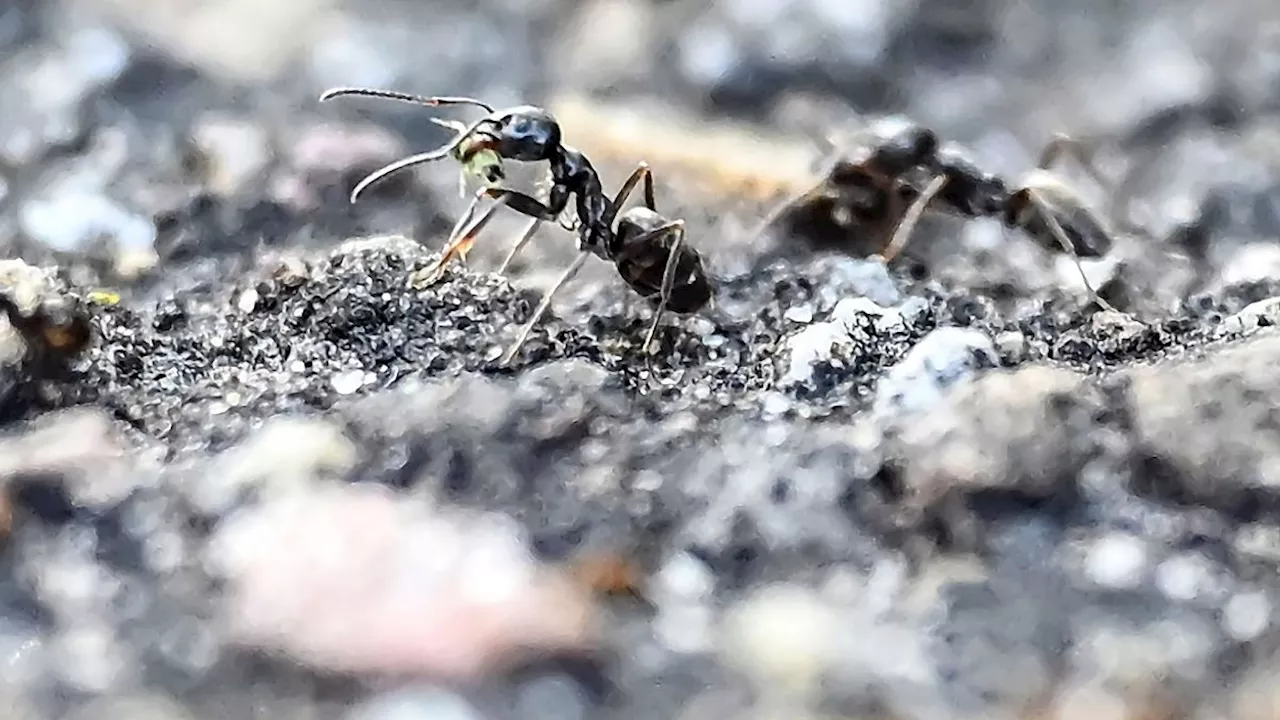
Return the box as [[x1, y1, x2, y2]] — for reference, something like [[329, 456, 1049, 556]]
[[348, 113, 498, 203], [318, 87, 496, 113]]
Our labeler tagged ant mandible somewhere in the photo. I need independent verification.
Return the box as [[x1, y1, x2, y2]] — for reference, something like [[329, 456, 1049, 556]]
[[319, 88, 713, 366]]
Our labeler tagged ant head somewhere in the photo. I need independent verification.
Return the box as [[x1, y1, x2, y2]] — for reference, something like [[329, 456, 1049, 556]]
[[478, 106, 563, 163]]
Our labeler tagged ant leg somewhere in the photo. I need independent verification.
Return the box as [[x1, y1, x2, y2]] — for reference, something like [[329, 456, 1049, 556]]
[[601, 163, 655, 228], [879, 174, 949, 263], [483, 187, 562, 222], [496, 217, 544, 275], [1026, 192, 1122, 314], [500, 250, 592, 367], [1036, 132, 1147, 232], [746, 177, 832, 242], [411, 194, 511, 289], [635, 220, 688, 353]]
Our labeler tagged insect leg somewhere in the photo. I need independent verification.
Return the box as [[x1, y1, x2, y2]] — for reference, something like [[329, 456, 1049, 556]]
[[638, 220, 688, 353], [879, 174, 949, 262], [410, 194, 511, 289], [500, 250, 592, 367], [746, 176, 832, 243], [1027, 191, 1124, 315], [482, 187, 563, 221], [496, 217, 544, 275], [601, 162, 655, 228]]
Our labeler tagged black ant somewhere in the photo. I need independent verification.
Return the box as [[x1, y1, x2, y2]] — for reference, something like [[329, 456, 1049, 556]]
[[752, 115, 943, 259], [318, 88, 713, 366], [0, 292, 94, 378], [757, 118, 1126, 313], [884, 133, 1123, 313]]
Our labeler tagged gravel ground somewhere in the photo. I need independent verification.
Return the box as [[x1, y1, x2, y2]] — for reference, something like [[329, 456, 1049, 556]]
[[3, 0, 1280, 718]]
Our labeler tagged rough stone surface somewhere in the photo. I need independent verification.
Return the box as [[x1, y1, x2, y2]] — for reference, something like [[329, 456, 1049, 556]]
[[1, 0, 1280, 718]]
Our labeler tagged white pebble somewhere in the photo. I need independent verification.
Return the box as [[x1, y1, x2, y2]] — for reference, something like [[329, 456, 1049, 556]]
[[330, 369, 366, 395], [720, 583, 838, 695], [1084, 534, 1148, 590], [783, 305, 814, 323], [1224, 592, 1271, 641], [655, 552, 714, 601], [1154, 554, 1215, 602]]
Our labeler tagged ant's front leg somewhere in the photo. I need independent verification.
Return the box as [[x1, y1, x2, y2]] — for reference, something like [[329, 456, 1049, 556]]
[[410, 190, 514, 288], [482, 187, 564, 222], [1036, 132, 1143, 234]]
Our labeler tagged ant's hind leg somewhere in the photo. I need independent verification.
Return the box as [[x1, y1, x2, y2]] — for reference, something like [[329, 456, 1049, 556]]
[[879, 174, 948, 263], [500, 250, 592, 367], [605, 163, 656, 226], [1036, 133, 1124, 206], [1027, 192, 1125, 316], [636, 221, 688, 354]]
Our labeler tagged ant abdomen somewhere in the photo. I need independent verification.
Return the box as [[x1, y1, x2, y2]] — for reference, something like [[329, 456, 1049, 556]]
[[1006, 171, 1115, 258], [614, 208, 711, 314]]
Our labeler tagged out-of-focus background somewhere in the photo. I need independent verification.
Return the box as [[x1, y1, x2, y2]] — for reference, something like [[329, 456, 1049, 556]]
[[4, 0, 1280, 719]]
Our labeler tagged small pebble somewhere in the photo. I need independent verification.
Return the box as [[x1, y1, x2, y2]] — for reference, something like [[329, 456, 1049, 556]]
[[1223, 296, 1280, 335], [1083, 534, 1148, 590], [994, 330, 1027, 363], [347, 687, 484, 720], [719, 583, 837, 698], [872, 326, 998, 423], [330, 369, 366, 395], [236, 288, 259, 314], [1154, 554, 1218, 603], [783, 305, 814, 323], [1224, 591, 1271, 641]]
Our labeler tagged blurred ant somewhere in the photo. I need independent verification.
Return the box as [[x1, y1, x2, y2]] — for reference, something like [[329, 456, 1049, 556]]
[[885, 133, 1122, 312], [752, 115, 943, 259], [757, 118, 1125, 312], [319, 88, 713, 366], [0, 292, 94, 378]]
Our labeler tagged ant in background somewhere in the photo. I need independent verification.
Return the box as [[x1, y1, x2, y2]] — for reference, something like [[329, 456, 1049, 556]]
[[885, 133, 1124, 313], [319, 87, 713, 366], [0, 291, 94, 379], [752, 116, 943, 259], [756, 118, 1126, 313]]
